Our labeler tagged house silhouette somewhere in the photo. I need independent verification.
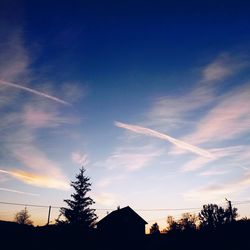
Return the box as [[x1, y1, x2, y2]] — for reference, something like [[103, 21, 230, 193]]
[[97, 206, 147, 239]]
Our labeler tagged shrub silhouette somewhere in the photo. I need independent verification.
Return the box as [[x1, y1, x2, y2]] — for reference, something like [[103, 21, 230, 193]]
[[150, 222, 160, 234]]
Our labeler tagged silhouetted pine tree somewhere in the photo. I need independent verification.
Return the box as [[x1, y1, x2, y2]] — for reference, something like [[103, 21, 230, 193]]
[[58, 167, 97, 228]]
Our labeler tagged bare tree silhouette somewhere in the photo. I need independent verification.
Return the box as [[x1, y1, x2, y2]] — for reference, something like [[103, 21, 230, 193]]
[[166, 216, 181, 232], [14, 207, 33, 225], [178, 213, 198, 231], [199, 203, 237, 229], [166, 213, 198, 233]]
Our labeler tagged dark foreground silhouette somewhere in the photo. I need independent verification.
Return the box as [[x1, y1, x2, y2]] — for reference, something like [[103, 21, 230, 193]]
[[1, 219, 250, 250]]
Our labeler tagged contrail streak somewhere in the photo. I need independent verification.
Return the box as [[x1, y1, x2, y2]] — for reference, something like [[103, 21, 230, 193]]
[[0, 79, 70, 105], [115, 121, 214, 159], [0, 187, 39, 196]]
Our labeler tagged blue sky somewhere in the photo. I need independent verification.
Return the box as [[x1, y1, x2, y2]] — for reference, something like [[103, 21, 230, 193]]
[[1, 1, 250, 228]]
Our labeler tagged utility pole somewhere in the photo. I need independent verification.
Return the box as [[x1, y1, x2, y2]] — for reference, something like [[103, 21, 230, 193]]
[[47, 206, 51, 225], [225, 198, 233, 222]]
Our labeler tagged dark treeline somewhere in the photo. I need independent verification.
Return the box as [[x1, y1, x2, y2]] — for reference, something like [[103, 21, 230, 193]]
[[1, 218, 250, 250], [150, 202, 238, 234], [1, 167, 250, 250]]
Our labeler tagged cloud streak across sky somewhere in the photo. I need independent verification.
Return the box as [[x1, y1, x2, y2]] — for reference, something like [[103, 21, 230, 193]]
[[115, 121, 214, 159], [0, 187, 39, 196], [0, 80, 70, 105], [111, 53, 250, 206], [0, 27, 80, 193], [2, 3, 250, 227], [0, 19, 249, 220]]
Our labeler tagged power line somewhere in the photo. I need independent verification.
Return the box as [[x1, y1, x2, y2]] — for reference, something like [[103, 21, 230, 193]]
[[232, 200, 250, 205], [0, 201, 204, 211], [0, 201, 110, 210], [0, 200, 249, 212], [145, 200, 250, 224], [0, 201, 50, 208], [134, 208, 201, 212], [147, 217, 169, 223]]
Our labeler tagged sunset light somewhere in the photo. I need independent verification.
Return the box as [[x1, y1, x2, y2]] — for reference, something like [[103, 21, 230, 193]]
[[1, 1, 250, 249]]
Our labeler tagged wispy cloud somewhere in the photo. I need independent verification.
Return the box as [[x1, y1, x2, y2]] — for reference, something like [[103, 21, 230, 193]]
[[94, 192, 117, 206], [100, 144, 162, 172], [0, 187, 39, 196], [115, 121, 214, 158], [181, 157, 213, 172], [0, 107, 72, 190], [0, 169, 69, 190], [7, 136, 70, 189], [185, 171, 250, 201], [0, 102, 77, 131], [60, 82, 87, 102], [181, 145, 246, 173], [71, 152, 89, 166], [0, 28, 30, 108], [183, 83, 250, 145], [23, 105, 75, 129], [0, 24, 81, 192], [0, 85, 15, 109], [145, 53, 247, 131], [0, 29, 30, 82], [0, 80, 70, 105], [145, 53, 249, 141], [97, 175, 126, 188], [202, 53, 248, 82], [146, 85, 216, 131], [199, 169, 230, 176]]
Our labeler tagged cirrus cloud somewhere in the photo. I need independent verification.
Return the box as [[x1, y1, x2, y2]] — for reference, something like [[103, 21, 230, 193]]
[[0, 169, 69, 190], [115, 121, 214, 159]]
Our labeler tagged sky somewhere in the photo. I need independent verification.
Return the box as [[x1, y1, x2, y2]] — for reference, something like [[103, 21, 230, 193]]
[[1, 0, 250, 230]]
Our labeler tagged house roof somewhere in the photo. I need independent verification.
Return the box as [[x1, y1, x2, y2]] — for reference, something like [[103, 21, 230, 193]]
[[97, 206, 148, 225]]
